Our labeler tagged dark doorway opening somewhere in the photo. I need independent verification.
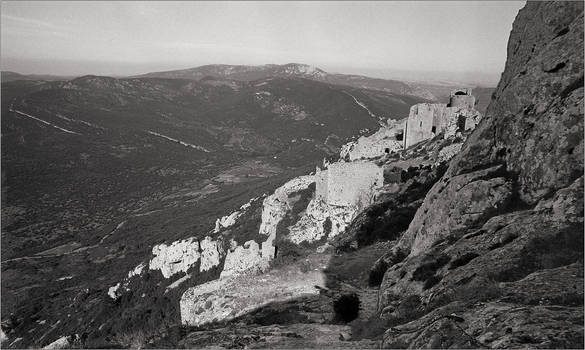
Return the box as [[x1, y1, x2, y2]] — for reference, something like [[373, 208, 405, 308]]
[[431, 126, 437, 134], [454, 90, 467, 95], [385, 148, 390, 154], [395, 131, 404, 141], [457, 115, 466, 131]]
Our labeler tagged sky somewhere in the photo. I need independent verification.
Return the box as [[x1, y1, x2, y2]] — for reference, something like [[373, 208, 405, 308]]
[[1, 1, 525, 85]]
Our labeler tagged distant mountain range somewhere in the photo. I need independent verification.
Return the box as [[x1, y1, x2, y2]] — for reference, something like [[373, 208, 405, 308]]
[[2, 63, 495, 112], [1, 71, 75, 82], [133, 63, 442, 100]]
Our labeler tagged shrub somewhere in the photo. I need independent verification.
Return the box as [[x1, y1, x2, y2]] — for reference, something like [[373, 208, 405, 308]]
[[333, 293, 361, 323], [113, 329, 147, 349]]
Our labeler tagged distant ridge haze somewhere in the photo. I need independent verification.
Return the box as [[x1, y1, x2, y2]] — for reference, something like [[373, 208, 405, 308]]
[[1, 1, 524, 86], [3, 63, 495, 103], [2, 59, 500, 87]]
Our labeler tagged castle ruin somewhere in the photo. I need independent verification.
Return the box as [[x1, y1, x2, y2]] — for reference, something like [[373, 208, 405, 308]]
[[337, 89, 482, 161], [315, 160, 383, 208], [403, 89, 481, 148], [339, 119, 405, 161]]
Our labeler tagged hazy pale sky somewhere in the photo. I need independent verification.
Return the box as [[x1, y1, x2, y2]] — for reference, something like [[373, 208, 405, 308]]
[[1, 1, 525, 85]]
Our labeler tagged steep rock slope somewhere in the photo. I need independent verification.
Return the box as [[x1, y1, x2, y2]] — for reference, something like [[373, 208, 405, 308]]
[[376, 2, 584, 348]]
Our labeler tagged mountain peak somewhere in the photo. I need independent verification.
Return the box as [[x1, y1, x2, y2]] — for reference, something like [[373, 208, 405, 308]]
[[278, 63, 327, 77]]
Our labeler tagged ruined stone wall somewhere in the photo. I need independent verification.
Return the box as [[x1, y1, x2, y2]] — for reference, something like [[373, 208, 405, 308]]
[[443, 107, 482, 138], [403, 90, 482, 149], [448, 88, 475, 109], [404, 103, 447, 148], [449, 94, 475, 109], [340, 119, 406, 160], [316, 161, 384, 207]]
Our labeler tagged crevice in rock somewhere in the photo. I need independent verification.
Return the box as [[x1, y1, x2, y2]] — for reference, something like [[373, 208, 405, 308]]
[[554, 27, 570, 38], [559, 75, 584, 99], [448, 253, 480, 270], [544, 62, 566, 73], [368, 259, 389, 287], [411, 253, 450, 283]]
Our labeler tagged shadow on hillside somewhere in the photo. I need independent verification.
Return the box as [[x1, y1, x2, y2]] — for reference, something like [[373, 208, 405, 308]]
[[144, 241, 394, 348]]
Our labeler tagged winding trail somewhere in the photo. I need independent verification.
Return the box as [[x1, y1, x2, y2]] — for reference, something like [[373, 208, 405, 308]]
[[54, 113, 106, 130], [146, 130, 210, 152], [99, 221, 126, 244], [11, 109, 81, 135], [343, 91, 386, 126]]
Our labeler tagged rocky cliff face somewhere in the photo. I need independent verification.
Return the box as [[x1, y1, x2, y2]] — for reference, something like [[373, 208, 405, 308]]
[[377, 2, 584, 348]]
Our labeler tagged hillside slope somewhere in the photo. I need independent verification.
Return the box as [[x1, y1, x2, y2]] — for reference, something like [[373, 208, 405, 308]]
[[0, 73, 425, 347]]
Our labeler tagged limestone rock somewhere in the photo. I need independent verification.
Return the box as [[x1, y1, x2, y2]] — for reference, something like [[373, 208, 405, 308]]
[[43, 335, 76, 349], [287, 199, 358, 244], [447, 1, 584, 205], [180, 253, 328, 327], [376, 2, 584, 348], [149, 238, 201, 278], [199, 236, 224, 272], [400, 165, 514, 256], [220, 240, 267, 278], [383, 300, 584, 349], [214, 197, 257, 233], [385, 0, 583, 264], [108, 283, 121, 299], [259, 175, 316, 237]]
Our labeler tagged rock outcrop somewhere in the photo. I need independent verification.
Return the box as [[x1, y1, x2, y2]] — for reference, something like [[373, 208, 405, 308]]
[[180, 253, 328, 326], [377, 2, 584, 348], [149, 238, 203, 278], [213, 199, 256, 233]]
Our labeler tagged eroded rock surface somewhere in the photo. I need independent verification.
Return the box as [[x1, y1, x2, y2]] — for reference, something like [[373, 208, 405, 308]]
[[377, 2, 584, 348], [180, 253, 329, 327]]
